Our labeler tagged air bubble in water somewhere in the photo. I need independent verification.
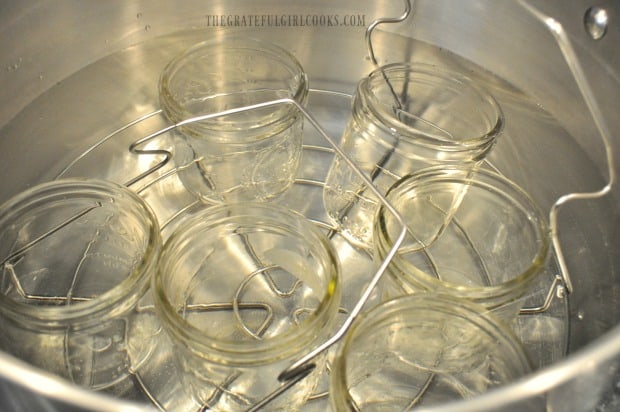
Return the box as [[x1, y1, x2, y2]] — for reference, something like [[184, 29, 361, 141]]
[[6, 57, 22, 72]]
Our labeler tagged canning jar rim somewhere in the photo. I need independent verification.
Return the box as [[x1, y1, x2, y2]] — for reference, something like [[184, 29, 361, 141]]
[[356, 62, 504, 153], [374, 165, 550, 303], [0, 178, 161, 329], [154, 201, 341, 365], [330, 293, 532, 410], [158, 36, 309, 138]]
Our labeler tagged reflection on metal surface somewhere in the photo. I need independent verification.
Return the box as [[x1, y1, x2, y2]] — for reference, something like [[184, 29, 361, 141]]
[[584, 6, 609, 40]]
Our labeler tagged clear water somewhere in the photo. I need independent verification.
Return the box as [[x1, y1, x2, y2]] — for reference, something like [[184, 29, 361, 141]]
[[0, 28, 589, 410]]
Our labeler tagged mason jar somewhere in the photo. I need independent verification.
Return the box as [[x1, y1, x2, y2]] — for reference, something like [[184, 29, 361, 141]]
[[374, 165, 550, 319], [323, 63, 503, 247], [153, 202, 341, 411], [330, 293, 532, 411], [159, 37, 309, 204], [0, 178, 161, 393]]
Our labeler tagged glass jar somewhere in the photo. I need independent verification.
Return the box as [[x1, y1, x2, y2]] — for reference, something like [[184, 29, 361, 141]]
[[159, 37, 309, 204], [0, 178, 161, 393], [323, 63, 503, 247], [330, 293, 532, 411], [374, 165, 550, 319], [153, 202, 341, 411]]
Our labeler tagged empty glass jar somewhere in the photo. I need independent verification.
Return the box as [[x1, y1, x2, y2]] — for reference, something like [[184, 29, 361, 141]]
[[323, 63, 503, 247], [159, 37, 309, 204], [374, 165, 550, 318], [0, 178, 161, 393], [153, 202, 341, 411], [330, 293, 532, 411]]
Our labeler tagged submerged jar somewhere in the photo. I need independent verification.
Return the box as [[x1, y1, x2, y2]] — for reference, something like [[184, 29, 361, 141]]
[[0, 179, 161, 393], [153, 202, 341, 411], [374, 166, 550, 319], [323, 63, 503, 247], [330, 293, 532, 411], [159, 37, 309, 204]]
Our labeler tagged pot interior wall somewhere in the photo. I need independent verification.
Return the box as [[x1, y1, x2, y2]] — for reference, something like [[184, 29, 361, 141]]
[[0, 1, 618, 411]]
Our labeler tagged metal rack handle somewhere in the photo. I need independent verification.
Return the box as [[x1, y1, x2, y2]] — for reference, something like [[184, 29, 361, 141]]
[[519, 1, 617, 294], [365, 0, 413, 66]]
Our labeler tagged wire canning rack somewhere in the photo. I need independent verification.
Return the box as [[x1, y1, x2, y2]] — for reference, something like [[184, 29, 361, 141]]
[[45, 95, 565, 412], [2, 0, 615, 411]]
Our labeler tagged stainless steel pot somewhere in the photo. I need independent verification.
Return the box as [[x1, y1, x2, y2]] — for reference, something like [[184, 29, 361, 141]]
[[0, 1, 618, 411]]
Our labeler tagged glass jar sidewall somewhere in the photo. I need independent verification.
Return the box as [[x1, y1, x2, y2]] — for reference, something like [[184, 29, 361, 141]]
[[373, 166, 551, 317], [171, 115, 304, 203], [153, 202, 342, 366], [0, 178, 161, 330], [329, 294, 532, 409], [159, 37, 309, 140], [358, 63, 503, 156], [175, 340, 327, 411], [0, 179, 161, 391]]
